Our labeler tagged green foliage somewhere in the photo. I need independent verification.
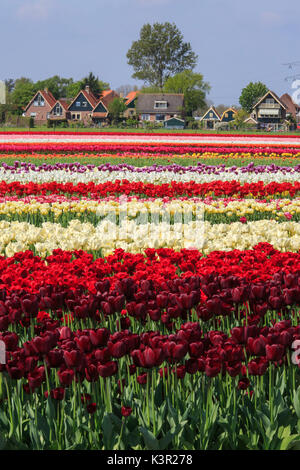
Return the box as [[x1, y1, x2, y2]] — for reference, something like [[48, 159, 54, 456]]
[[10, 78, 36, 114], [34, 76, 74, 100], [139, 86, 162, 94], [108, 98, 127, 124], [233, 109, 249, 129], [127, 22, 198, 88], [164, 70, 210, 117], [4, 79, 15, 94], [239, 82, 268, 113], [47, 119, 68, 128], [125, 118, 139, 128], [65, 81, 82, 99], [80, 72, 109, 97]]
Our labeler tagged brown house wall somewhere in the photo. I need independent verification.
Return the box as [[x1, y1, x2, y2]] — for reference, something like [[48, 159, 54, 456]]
[[24, 102, 53, 122]]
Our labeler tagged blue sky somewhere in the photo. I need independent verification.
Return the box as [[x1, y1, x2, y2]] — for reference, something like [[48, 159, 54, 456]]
[[1, 0, 300, 105]]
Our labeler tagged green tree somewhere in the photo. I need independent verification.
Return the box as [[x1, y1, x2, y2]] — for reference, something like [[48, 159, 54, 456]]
[[4, 79, 15, 94], [11, 78, 36, 114], [35, 76, 74, 99], [239, 82, 268, 113], [127, 22, 198, 88], [80, 72, 109, 97], [65, 81, 82, 99], [164, 70, 210, 117], [233, 108, 249, 128], [139, 85, 162, 94], [108, 97, 126, 124]]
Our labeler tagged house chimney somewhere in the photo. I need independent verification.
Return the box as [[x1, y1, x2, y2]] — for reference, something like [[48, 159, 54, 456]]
[[85, 85, 90, 94], [44, 88, 48, 93], [119, 92, 124, 98]]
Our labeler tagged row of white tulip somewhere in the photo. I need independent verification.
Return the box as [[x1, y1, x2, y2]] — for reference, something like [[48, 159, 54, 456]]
[[0, 168, 300, 185], [1, 219, 299, 257], [0, 197, 299, 218]]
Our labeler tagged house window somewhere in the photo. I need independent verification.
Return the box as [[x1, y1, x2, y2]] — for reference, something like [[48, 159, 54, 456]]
[[46, 113, 50, 119], [82, 101, 87, 107], [30, 113, 36, 117], [155, 114, 165, 121], [209, 112, 213, 118], [154, 101, 168, 109], [266, 98, 274, 104], [225, 113, 228, 118], [33, 95, 45, 107], [54, 104, 62, 116], [141, 114, 150, 121], [77, 114, 80, 120], [76, 101, 81, 107]]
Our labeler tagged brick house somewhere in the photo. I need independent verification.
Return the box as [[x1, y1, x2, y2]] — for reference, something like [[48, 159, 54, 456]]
[[200, 106, 221, 129], [92, 89, 120, 124], [220, 108, 237, 122], [251, 90, 288, 130], [48, 98, 70, 121], [23, 88, 56, 124], [68, 85, 98, 125], [136, 93, 184, 123], [280, 93, 300, 123], [123, 91, 139, 119]]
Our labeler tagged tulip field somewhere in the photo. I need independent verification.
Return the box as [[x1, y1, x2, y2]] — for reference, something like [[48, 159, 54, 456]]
[[1, 131, 300, 451]]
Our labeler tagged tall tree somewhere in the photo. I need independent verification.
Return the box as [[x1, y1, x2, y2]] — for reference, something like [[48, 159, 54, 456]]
[[11, 78, 36, 114], [35, 76, 74, 99], [4, 79, 15, 94], [80, 72, 109, 97], [239, 82, 268, 113], [127, 22, 198, 88], [65, 81, 82, 99], [164, 70, 210, 117], [108, 97, 126, 124]]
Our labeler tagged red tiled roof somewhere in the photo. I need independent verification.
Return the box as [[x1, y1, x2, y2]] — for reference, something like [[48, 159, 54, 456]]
[[280, 93, 300, 117], [24, 89, 56, 111], [101, 90, 113, 98], [49, 99, 69, 112], [67, 88, 98, 111], [92, 112, 108, 118], [40, 89, 56, 108], [97, 90, 119, 110], [81, 89, 98, 108], [58, 99, 69, 111], [125, 91, 139, 106]]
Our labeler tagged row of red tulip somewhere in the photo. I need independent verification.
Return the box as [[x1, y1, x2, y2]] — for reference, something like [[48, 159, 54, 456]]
[[1, 131, 300, 139], [0, 180, 299, 197], [1, 142, 300, 155], [1, 318, 299, 395]]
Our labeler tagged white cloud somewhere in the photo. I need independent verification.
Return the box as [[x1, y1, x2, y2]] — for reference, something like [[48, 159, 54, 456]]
[[16, 0, 54, 20]]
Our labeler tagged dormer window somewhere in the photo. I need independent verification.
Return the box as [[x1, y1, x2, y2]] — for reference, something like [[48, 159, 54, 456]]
[[154, 101, 168, 109], [54, 104, 62, 116], [34, 94, 45, 107]]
